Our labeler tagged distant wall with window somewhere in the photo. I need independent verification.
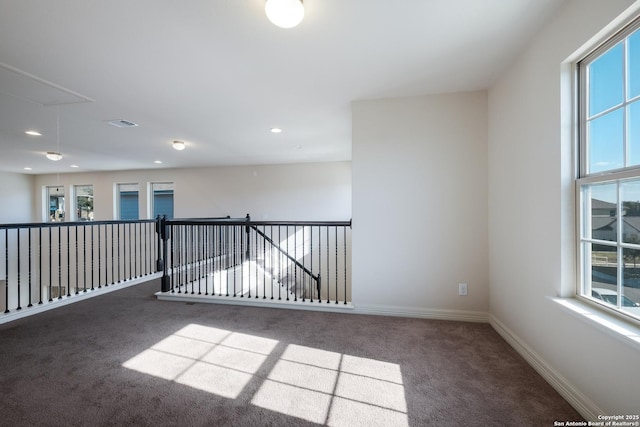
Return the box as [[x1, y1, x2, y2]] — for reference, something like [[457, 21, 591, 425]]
[[0, 171, 34, 223], [30, 161, 351, 222]]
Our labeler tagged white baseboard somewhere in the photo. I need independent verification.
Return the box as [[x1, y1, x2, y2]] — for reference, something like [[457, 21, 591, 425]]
[[353, 303, 489, 323], [0, 272, 162, 325], [156, 292, 356, 314], [489, 314, 602, 421], [154, 293, 489, 322]]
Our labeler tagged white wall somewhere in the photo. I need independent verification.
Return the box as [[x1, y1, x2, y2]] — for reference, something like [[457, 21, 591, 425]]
[[352, 92, 489, 317], [0, 172, 34, 223], [32, 162, 351, 221], [488, 0, 639, 416]]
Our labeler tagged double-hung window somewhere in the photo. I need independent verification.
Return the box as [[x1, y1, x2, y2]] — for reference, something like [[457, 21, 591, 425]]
[[46, 186, 65, 222], [74, 184, 94, 221], [151, 182, 174, 219], [117, 183, 139, 220], [577, 17, 640, 321]]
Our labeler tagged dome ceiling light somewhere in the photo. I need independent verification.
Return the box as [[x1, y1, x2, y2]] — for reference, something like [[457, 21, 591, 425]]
[[46, 151, 62, 161], [265, 0, 304, 29]]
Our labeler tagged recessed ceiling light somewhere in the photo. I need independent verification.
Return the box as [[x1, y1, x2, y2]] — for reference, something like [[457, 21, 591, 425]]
[[270, 127, 282, 134], [25, 130, 42, 136], [24, 167, 32, 171], [154, 160, 162, 164], [70, 164, 79, 168], [172, 140, 186, 151]]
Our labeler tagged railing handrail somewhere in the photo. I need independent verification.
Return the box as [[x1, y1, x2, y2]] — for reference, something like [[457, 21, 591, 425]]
[[250, 225, 319, 282], [165, 218, 352, 227], [164, 216, 232, 222], [155, 214, 351, 302], [158, 215, 351, 283], [1, 218, 161, 318], [0, 218, 156, 230]]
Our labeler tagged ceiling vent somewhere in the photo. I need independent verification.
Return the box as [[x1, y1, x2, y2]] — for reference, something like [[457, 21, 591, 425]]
[[105, 119, 139, 128]]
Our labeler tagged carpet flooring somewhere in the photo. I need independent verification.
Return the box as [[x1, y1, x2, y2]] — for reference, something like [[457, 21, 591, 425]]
[[0, 279, 582, 426]]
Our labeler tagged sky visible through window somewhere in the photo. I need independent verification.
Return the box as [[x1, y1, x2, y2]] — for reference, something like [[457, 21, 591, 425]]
[[587, 28, 640, 203]]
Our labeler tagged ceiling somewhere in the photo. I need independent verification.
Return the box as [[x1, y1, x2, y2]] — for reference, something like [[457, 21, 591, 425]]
[[0, 0, 565, 174]]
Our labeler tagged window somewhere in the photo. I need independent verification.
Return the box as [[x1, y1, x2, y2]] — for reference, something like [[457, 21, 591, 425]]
[[46, 186, 65, 222], [151, 182, 174, 219], [117, 183, 139, 220], [578, 17, 640, 322], [74, 185, 94, 221]]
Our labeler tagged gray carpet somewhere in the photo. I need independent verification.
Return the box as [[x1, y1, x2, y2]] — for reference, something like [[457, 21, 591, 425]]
[[0, 279, 582, 426]]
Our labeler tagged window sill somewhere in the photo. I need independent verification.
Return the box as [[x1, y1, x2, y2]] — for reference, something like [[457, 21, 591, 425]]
[[550, 296, 640, 351]]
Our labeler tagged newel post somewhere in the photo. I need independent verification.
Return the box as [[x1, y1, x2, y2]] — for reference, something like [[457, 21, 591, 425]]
[[155, 215, 171, 292]]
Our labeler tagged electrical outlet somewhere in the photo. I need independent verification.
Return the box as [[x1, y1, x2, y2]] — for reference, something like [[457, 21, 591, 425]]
[[458, 283, 468, 296]]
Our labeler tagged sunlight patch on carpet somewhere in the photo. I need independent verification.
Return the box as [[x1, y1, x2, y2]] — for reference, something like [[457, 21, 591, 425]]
[[123, 324, 278, 399], [123, 327, 408, 426], [251, 344, 408, 426], [252, 380, 333, 424]]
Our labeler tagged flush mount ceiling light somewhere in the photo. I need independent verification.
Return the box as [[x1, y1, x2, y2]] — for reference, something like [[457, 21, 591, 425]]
[[172, 140, 186, 151], [265, 0, 304, 29], [46, 151, 62, 161], [270, 127, 282, 133], [25, 130, 42, 136]]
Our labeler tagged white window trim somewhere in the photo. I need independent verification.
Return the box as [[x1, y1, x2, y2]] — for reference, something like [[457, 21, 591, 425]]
[[551, 296, 640, 351], [575, 14, 640, 326]]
